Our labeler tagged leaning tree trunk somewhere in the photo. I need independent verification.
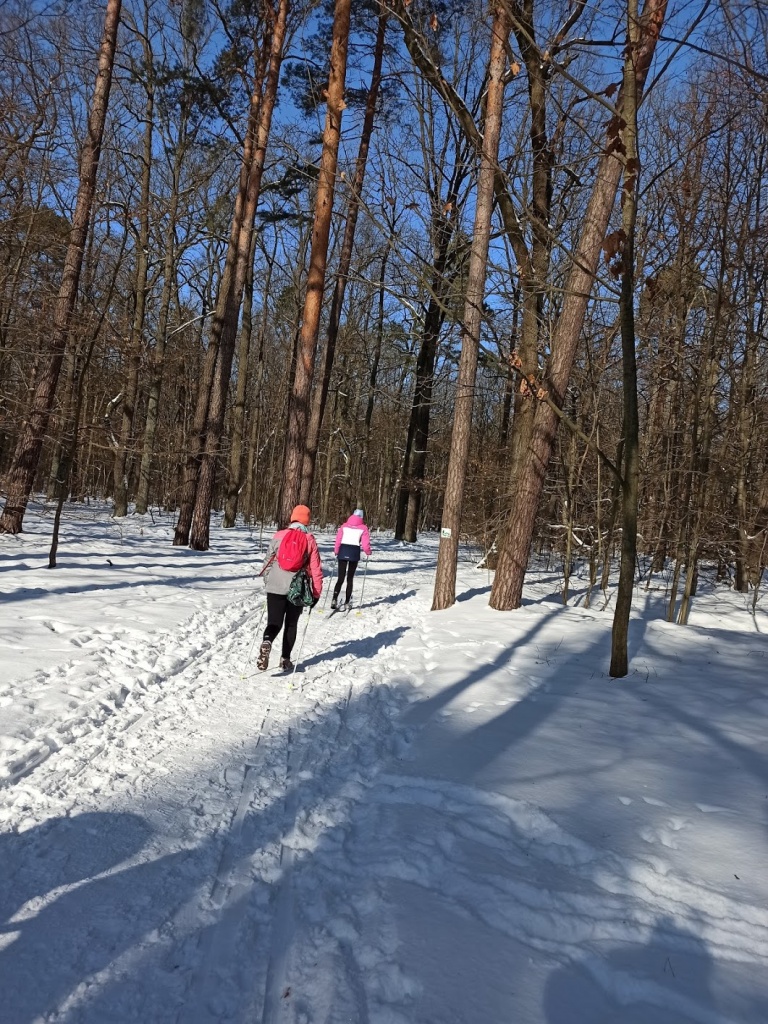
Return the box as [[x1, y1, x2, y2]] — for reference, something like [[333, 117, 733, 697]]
[[0, 0, 123, 534], [279, 0, 351, 527], [432, 4, 510, 610], [300, 8, 386, 504], [490, 0, 668, 611]]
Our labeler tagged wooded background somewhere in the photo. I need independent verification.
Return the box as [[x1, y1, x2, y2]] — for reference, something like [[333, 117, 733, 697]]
[[1, 0, 766, 666]]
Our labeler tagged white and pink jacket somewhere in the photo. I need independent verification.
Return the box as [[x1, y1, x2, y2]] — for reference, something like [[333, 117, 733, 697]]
[[334, 515, 372, 563]]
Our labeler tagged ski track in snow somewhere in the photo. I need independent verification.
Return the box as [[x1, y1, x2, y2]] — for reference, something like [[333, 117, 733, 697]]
[[1, 517, 768, 1023], [1, 538, 422, 1023]]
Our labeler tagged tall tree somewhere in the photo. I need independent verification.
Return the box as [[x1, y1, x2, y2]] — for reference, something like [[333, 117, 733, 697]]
[[609, 0, 642, 678], [113, 2, 155, 517], [490, 0, 669, 611], [0, 0, 123, 534], [432, 4, 510, 609], [278, 0, 352, 525], [188, 0, 289, 550], [300, 6, 387, 504]]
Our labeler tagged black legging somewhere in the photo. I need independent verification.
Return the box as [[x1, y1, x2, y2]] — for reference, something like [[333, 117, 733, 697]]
[[333, 559, 358, 602], [264, 593, 303, 657]]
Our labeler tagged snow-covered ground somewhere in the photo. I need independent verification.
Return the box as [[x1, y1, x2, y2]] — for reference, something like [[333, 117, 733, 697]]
[[1, 502, 767, 1023]]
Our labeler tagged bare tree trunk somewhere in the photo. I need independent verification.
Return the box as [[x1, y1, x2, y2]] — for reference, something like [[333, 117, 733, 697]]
[[134, 121, 186, 514], [188, 0, 288, 551], [173, 24, 271, 546], [113, 55, 154, 517], [432, 4, 509, 610], [279, 0, 351, 526], [222, 234, 257, 528], [300, 9, 386, 504], [394, 260, 450, 541], [242, 236, 277, 522], [358, 242, 391, 510], [395, 164, 464, 541], [610, 0, 641, 678], [490, 0, 668, 610], [0, 0, 123, 534]]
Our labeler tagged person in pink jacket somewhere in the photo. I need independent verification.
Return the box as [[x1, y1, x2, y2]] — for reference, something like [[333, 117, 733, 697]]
[[257, 504, 323, 671], [332, 508, 372, 609]]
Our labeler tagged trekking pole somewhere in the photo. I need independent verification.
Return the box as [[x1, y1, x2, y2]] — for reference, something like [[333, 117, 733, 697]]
[[321, 572, 332, 612], [292, 606, 313, 680], [239, 600, 267, 680], [358, 556, 369, 610]]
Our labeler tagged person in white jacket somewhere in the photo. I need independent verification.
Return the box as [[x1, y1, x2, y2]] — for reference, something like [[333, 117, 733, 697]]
[[332, 508, 371, 609]]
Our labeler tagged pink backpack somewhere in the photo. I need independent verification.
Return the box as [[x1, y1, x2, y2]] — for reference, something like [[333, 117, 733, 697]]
[[277, 529, 309, 571]]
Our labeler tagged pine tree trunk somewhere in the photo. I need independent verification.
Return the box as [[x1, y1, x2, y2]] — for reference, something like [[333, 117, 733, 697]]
[[189, 0, 288, 551], [0, 0, 123, 534], [279, 0, 351, 527], [432, 5, 510, 610], [300, 10, 387, 504]]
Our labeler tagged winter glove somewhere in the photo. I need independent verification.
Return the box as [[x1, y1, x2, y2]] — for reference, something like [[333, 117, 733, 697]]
[[311, 595, 320, 608]]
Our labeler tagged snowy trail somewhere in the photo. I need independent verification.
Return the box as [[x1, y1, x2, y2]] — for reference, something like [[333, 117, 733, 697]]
[[2, 517, 768, 1022], [1, 537, 423, 1022]]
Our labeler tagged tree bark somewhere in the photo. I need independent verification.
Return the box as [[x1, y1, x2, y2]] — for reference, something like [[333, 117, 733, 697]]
[[490, 0, 668, 610], [279, 0, 351, 527], [188, 0, 288, 551], [610, 0, 641, 678], [113, 44, 154, 518], [432, 4, 510, 610], [173, 19, 272, 546], [222, 233, 257, 528], [394, 250, 451, 542], [0, 0, 123, 534], [300, 9, 387, 504], [134, 105, 187, 514]]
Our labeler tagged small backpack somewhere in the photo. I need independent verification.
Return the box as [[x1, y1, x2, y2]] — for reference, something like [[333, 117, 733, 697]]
[[287, 569, 314, 607], [277, 528, 309, 571]]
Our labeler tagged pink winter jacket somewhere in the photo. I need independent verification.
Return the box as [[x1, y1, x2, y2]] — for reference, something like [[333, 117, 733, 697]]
[[260, 524, 323, 599], [334, 515, 372, 561]]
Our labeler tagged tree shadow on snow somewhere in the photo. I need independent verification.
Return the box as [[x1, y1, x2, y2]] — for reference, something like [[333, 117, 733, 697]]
[[299, 626, 409, 671], [0, 571, 254, 604], [544, 918, 718, 1024], [357, 588, 417, 609], [455, 584, 492, 602], [3, 600, 766, 1024], [0, 812, 159, 1020]]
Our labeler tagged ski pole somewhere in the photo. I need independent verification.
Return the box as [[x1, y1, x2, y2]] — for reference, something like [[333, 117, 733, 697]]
[[358, 556, 369, 609], [239, 600, 267, 680], [321, 572, 332, 612], [292, 605, 313, 679]]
